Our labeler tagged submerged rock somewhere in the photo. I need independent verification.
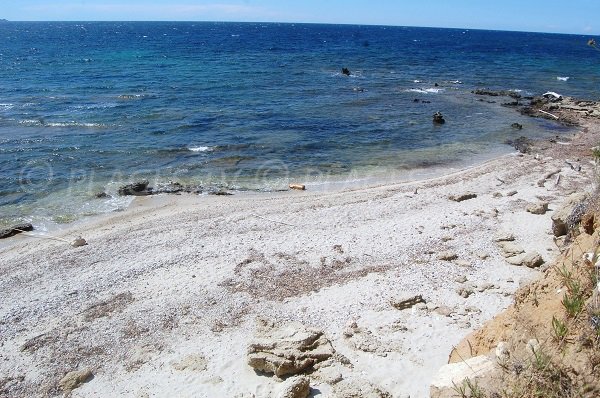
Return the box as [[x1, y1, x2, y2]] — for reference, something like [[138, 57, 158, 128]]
[[341, 67, 351, 76], [504, 136, 532, 154], [432, 111, 446, 124]]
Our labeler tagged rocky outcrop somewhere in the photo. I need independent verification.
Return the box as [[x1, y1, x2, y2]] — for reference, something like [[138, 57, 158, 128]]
[[118, 180, 151, 196], [117, 180, 206, 196], [433, 111, 446, 124], [551, 192, 588, 237], [0, 223, 34, 239], [472, 88, 521, 99], [247, 318, 335, 377]]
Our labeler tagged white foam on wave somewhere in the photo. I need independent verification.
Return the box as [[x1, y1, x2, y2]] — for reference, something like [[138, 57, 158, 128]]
[[413, 80, 422, 83], [406, 88, 444, 94], [0, 103, 14, 110], [188, 146, 212, 152], [557, 76, 570, 81]]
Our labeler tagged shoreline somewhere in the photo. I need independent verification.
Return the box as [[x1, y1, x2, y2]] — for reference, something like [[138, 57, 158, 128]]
[[1, 99, 600, 397]]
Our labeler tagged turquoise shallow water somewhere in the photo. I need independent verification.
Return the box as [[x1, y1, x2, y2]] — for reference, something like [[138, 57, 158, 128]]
[[0, 22, 597, 228]]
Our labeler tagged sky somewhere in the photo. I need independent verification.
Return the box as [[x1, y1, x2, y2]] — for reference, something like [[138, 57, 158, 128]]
[[2, 0, 600, 35]]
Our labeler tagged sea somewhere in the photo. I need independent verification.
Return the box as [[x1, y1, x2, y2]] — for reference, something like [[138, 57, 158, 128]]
[[1, 22, 599, 230]]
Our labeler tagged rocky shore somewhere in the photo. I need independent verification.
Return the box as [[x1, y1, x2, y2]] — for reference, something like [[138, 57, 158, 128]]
[[1, 93, 600, 397]]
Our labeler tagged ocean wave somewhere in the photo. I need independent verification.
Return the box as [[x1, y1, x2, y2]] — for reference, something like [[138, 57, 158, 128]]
[[188, 146, 213, 152], [17, 119, 106, 128], [557, 76, 570, 81], [406, 88, 444, 94], [0, 103, 14, 110]]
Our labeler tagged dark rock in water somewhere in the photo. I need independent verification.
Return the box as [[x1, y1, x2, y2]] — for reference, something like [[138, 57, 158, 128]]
[[472, 89, 521, 99], [94, 192, 111, 199], [511, 123, 523, 130], [434, 83, 439, 87], [502, 101, 519, 107], [432, 111, 445, 124], [0, 223, 34, 239], [154, 182, 184, 194], [504, 136, 532, 154], [118, 180, 150, 196], [414, 98, 420, 103], [341, 67, 351, 76]]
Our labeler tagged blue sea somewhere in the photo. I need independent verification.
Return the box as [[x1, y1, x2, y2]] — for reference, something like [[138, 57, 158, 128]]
[[1, 22, 599, 229]]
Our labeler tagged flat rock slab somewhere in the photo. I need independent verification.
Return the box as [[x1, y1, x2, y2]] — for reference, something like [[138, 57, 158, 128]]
[[448, 193, 477, 202], [247, 318, 334, 377], [0, 223, 34, 239], [390, 294, 426, 310], [430, 355, 495, 398], [59, 369, 93, 392], [498, 241, 525, 257], [493, 231, 515, 242]]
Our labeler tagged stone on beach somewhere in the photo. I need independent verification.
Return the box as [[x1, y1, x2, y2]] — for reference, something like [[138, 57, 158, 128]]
[[276, 376, 311, 398], [118, 180, 151, 196], [437, 251, 458, 261], [430, 355, 495, 398], [526, 202, 549, 215], [551, 193, 588, 237], [0, 223, 34, 239], [58, 369, 93, 392], [493, 231, 515, 242], [448, 192, 477, 202], [390, 294, 426, 310], [498, 241, 525, 257], [247, 318, 334, 377]]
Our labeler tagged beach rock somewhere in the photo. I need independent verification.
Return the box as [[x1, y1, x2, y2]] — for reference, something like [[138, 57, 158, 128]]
[[247, 318, 334, 377], [493, 231, 515, 242], [437, 251, 458, 261], [522, 252, 544, 268], [495, 342, 510, 362], [506, 190, 518, 196], [118, 180, 150, 196], [498, 242, 525, 257], [527, 202, 549, 215], [551, 193, 588, 236], [434, 306, 454, 317], [448, 192, 477, 202], [390, 294, 425, 310], [432, 111, 445, 124], [94, 191, 110, 198], [504, 136, 532, 154], [454, 275, 468, 283], [331, 379, 392, 398], [276, 376, 310, 398], [154, 181, 184, 194], [289, 183, 306, 191], [456, 286, 474, 298], [59, 369, 93, 392], [506, 254, 526, 266], [71, 237, 88, 247], [0, 223, 34, 239], [430, 355, 495, 398]]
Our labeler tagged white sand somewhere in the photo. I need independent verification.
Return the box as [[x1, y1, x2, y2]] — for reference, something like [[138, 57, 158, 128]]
[[0, 128, 595, 397]]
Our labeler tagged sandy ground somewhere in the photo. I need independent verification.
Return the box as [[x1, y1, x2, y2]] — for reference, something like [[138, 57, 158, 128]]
[[0, 120, 598, 397]]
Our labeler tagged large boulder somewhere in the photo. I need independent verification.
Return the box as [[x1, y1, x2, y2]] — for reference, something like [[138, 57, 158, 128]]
[[58, 369, 93, 393], [247, 318, 335, 377], [551, 193, 588, 237]]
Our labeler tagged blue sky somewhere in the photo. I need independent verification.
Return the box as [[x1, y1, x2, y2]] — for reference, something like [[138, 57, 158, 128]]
[[3, 0, 599, 35]]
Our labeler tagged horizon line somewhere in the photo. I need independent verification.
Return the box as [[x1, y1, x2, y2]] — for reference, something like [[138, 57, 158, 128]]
[[0, 19, 597, 37]]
